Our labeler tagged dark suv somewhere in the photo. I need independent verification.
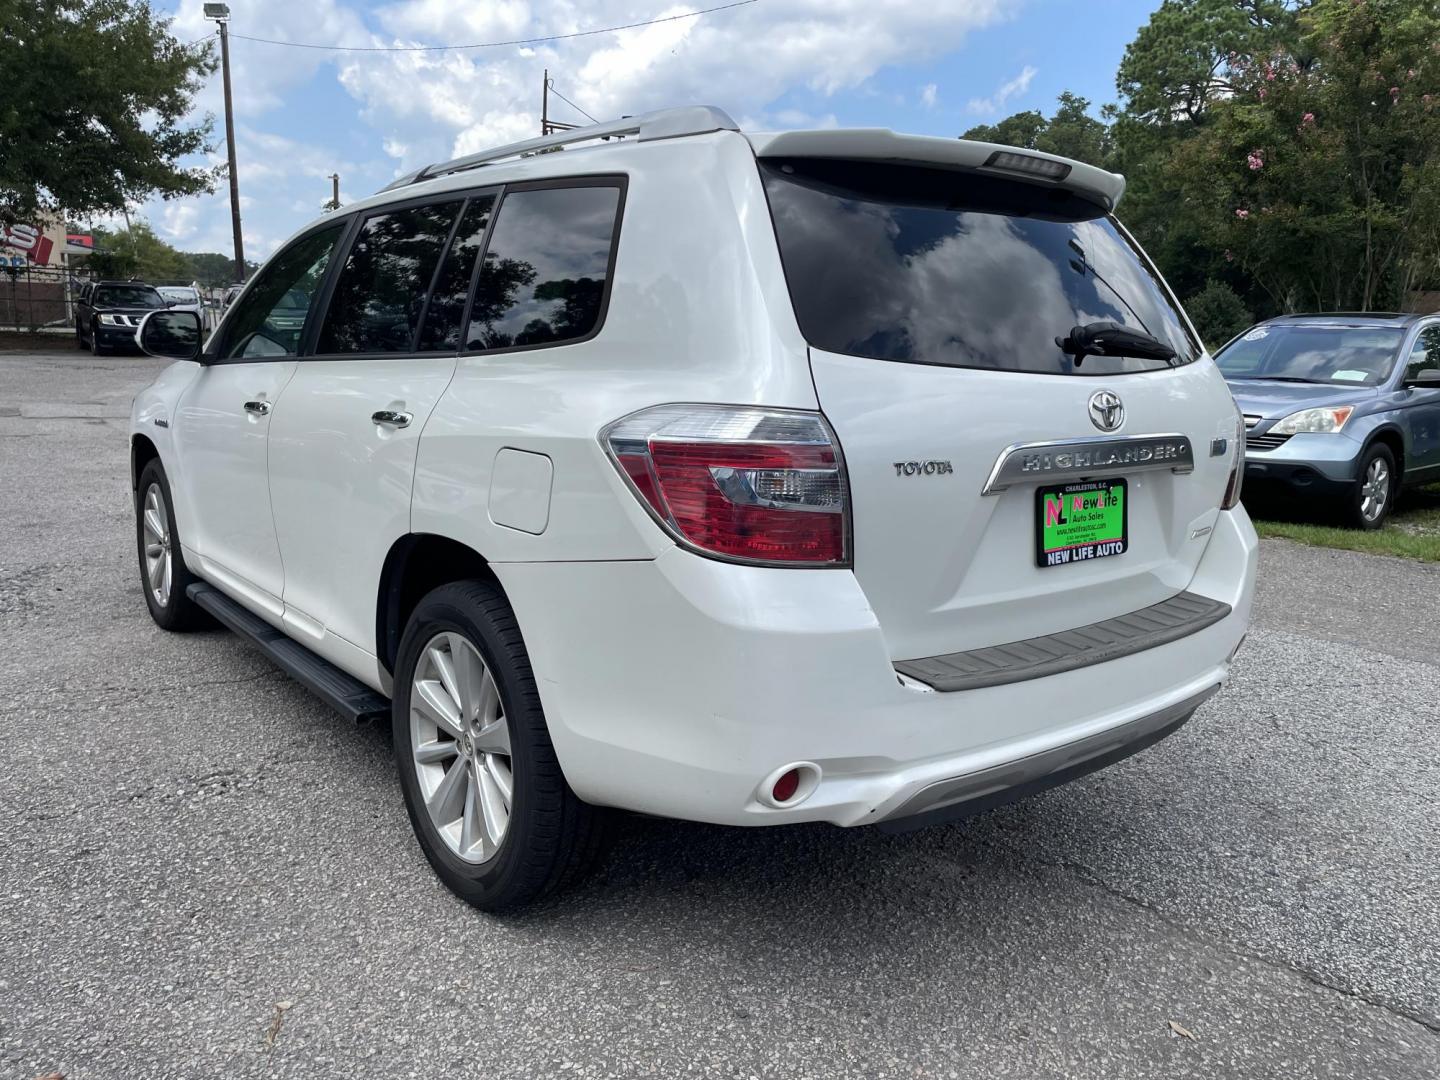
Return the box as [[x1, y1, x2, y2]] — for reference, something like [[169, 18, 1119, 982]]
[[75, 281, 169, 355]]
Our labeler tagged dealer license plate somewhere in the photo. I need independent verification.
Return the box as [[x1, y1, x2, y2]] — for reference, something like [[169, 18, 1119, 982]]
[[1036, 480, 1128, 568]]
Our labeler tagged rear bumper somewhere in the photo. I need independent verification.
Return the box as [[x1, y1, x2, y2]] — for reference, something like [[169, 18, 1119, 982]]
[[496, 507, 1257, 829]]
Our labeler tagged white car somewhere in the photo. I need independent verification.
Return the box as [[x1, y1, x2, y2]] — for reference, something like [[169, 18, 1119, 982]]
[[128, 107, 1256, 911]]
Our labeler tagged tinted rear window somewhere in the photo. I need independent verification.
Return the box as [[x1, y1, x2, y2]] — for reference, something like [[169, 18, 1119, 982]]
[[1215, 324, 1405, 386], [464, 183, 621, 352], [761, 159, 1199, 375]]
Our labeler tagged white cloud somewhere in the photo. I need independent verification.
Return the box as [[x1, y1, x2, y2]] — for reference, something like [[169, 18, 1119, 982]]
[[336, 0, 1015, 169], [966, 64, 1037, 115], [920, 82, 938, 108], [134, 0, 1023, 259]]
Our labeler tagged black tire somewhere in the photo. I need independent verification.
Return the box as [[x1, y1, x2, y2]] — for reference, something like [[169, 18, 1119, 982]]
[[1345, 443, 1396, 531], [90, 321, 109, 356], [74, 320, 86, 349], [392, 580, 610, 912], [135, 459, 209, 630]]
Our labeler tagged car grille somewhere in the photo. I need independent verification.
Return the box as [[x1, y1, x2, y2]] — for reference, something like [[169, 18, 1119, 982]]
[[1246, 432, 1292, 452]]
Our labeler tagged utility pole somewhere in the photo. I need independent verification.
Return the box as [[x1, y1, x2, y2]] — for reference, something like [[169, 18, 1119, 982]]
[[540, 69, 577, 136], [326, 173, 341, 211], [205, 3, 245, 282]]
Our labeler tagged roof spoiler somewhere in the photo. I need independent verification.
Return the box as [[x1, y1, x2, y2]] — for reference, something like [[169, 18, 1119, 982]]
[[746, 128, 1126, 211]]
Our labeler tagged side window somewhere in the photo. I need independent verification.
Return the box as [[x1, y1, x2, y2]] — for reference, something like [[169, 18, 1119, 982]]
[[1406, 326, 1440, 377], [316, 200, 463, 355], [464, 183, 621, 352], [220, 224, 344, 360], [417, 195, 495, 351]]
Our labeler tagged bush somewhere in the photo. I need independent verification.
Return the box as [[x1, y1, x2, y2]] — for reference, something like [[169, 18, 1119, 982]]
[[1184, 280, 1253, 352]]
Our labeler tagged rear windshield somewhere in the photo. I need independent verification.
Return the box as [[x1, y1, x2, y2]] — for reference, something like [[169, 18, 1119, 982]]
[[760, 159, 1200, 376], [1214, 324, 1405, 387]]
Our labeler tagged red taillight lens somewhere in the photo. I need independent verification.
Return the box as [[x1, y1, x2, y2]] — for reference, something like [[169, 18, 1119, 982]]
[[602, 405, 850, 566], [1222, 411, 1245, 510]]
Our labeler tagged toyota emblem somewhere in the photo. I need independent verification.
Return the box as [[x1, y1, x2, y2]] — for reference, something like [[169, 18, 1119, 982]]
[[1088, 390, 1125, 432]]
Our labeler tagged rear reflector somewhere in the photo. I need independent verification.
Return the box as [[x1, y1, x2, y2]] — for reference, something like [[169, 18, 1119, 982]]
[[602, 404, 850, 566]]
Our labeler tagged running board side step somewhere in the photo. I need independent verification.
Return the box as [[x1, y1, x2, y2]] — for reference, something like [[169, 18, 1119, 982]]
[[187, 582, 391, 723]]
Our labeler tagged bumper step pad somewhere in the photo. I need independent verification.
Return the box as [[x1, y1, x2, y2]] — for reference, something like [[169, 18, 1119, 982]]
[[895, 591, 1231, 693]]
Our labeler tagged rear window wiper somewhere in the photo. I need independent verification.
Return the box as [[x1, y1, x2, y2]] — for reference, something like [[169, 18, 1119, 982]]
[[1056, 321, 1177, 367]]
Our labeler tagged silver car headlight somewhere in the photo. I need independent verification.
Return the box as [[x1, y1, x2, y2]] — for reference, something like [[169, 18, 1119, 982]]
[[1272, 405, 1355, 434], [98, 313, 127, 326]]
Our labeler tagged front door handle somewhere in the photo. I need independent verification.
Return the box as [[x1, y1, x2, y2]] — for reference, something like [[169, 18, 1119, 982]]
[[372, 410, 413, 429], [243, 400, 272, 416]]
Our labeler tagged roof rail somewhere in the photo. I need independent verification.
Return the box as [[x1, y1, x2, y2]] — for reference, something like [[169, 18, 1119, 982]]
[[380, 105, 739, 192]]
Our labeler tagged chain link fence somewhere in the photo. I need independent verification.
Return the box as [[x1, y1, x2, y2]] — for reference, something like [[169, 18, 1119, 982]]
[[0, 265, 93, 334]]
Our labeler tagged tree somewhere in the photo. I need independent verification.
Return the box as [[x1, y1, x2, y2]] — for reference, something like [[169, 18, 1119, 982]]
[[961, 92, 1111, 166], [1159, 0, 1440, 310], [0, 0, 217, 224], [1116, 0, 1301, 127], [1184, 279, 1254, 348], [85, 221, 188, 281], [181, 251, 257, 287]]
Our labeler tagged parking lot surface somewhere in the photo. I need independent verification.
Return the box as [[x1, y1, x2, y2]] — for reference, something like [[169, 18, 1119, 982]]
[[2, 351, 1437, 1080]]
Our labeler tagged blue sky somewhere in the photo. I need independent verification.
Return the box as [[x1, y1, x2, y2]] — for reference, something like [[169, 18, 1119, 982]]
[[138, 0, 1163, 265]]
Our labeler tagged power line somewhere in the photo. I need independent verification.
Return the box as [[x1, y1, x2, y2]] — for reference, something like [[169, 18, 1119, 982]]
[[227, 0, 758, 54], [548, 83, 598, 125]]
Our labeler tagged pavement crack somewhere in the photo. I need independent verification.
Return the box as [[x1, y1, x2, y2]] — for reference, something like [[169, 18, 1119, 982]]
[[973, 833, 1440, 1037]]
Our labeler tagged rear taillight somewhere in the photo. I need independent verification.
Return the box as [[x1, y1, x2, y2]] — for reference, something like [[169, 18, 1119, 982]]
[[602, 405, 850, 566], [1222, 410, 1245, 510]]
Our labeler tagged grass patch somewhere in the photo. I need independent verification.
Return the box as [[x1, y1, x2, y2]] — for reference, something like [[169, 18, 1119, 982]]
[[1250, 482, 1440, 562]]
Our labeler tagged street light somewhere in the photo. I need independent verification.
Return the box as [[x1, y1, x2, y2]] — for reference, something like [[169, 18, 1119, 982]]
[[204, 3, 245, 282]]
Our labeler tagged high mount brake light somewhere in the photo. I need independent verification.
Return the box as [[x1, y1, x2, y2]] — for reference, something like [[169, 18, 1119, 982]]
[[602, 405, 851, 566]]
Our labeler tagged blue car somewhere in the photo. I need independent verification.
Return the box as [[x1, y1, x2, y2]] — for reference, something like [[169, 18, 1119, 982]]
[[1214, 313, 1440, 529]]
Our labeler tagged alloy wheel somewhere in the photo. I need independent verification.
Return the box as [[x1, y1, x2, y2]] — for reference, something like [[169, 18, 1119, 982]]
[[141, 482, 172, 606], [409, 632, 514, 864], [1360, 457, 1390, 523]]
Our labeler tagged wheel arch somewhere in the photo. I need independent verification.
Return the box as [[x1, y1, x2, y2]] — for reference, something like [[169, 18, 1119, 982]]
[[131, 433, 161, 491], [1363, 425, 1405, 481], [376, 534, 501, 676]]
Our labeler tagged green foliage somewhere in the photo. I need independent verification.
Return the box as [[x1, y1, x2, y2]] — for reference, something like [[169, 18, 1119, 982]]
[[1184, 279, 1254, 349], [181, 251, 256, 287], [959, 0, 1440, 316], [0, 0, 218, 224], [962, 92, 1111, 166], [1116, 0, 1299, 126], [87, 222, 188, 281]]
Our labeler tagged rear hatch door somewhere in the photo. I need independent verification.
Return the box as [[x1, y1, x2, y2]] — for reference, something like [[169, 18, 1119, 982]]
[[758, 152, 1238, 662]]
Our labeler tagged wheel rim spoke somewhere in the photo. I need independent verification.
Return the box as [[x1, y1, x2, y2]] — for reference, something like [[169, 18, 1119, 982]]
[[414, 678, 462, 737], [486, 754, 514, 806], [477, 762, 511, 845], [427, 756, 469, 824], [414, 738, 457, 765], [430, 644, 462, 712]]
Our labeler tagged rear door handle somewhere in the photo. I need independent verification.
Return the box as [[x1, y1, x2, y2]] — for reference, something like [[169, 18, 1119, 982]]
[[372, 410, 413, 429], [243, 400, 271, 416]]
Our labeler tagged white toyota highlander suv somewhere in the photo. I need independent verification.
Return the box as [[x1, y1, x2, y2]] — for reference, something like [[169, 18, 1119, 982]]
[[128, 107, 1256, 911]]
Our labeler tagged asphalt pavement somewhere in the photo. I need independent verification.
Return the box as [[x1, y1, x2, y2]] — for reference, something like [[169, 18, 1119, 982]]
[[1, 351, 1437, 1080]]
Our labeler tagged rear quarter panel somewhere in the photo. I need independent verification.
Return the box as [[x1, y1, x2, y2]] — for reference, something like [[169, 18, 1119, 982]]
[[411, 131, 816, 563]]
